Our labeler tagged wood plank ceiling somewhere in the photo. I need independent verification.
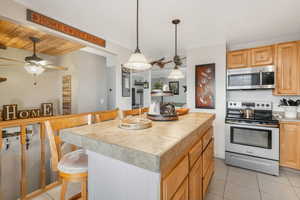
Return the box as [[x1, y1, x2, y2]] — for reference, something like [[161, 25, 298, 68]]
[[0, 20, 86, 56]]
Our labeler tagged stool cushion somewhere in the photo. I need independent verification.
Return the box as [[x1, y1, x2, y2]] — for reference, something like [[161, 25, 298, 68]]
[[58, 149, 88, 174]]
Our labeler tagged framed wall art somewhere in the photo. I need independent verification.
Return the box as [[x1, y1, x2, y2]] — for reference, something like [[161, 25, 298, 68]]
[[195, 63, 215, 109], [169, 81, 179, 95], [122, 67, 131, 97]]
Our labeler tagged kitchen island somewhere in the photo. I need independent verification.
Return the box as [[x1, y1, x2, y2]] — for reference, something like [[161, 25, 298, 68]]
[[61, 112, 215, 200]]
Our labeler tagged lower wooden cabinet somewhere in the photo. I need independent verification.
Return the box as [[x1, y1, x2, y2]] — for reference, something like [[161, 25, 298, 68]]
[[280, 123, 300, 169], [189, 157, 203, 200], [172, 178, 189, 200], [162, 126, 214, 200]]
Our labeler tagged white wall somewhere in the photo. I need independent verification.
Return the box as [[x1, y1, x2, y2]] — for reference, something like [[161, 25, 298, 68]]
[[57, 50, 108, 113], [0, 47, 61, 113], [186, 43, 227, 159], [105, 41, 132, 110]]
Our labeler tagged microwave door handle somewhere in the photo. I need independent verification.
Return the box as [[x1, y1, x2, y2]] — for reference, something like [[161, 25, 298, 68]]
[[260, 71, 263, 87]]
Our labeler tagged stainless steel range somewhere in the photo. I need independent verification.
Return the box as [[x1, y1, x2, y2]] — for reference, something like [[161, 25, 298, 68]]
[[225, 101, 279, 176]]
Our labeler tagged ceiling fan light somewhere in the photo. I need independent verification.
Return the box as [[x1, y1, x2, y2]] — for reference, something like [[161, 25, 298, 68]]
[[168, 66, 184, 79], [123, 52, 152, 71], [24, 63, 45, 76]]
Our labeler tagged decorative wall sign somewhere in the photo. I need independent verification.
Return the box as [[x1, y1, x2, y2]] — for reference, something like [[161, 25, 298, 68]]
[[26, 9, 106, 47], [62, 75, 72, 115], [195, 63, 215, 109], [1, 103, 53, 121], [169, 81, 179, 95], [122, 68, 131, 97]]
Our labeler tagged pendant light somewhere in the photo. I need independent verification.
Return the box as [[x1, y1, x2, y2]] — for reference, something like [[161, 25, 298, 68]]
[[168, 19, 184, 79], [123, 0, 151, 71]]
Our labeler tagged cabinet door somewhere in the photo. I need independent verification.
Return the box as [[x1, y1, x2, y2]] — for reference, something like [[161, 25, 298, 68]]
[[189, 157, 203, 200], [227, 50, 250, 69], [172, 178, 189, 200], [275, 42, 299, 95], [251, 45, 274, 66], [280, 123, 300, 169]]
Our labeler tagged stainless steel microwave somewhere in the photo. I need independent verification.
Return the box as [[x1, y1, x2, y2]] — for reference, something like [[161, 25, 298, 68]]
[[227, 65, 275, 90]]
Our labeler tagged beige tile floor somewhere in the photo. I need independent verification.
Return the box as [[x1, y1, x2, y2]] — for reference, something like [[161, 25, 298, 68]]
[[206, 158, 300, 200], [31, 158, 300, 200]]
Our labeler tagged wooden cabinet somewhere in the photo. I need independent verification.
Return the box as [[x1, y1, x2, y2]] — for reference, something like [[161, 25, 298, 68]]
[[274, 42, 299, 95], [162, 156, 189, 200], [172, 178, 189, 200], [189, 157, 203, 200], [251, 45, 274, 66], [280, 123, 300, 169], [227, 50, 250, 69], [162, 125, 214, 200]]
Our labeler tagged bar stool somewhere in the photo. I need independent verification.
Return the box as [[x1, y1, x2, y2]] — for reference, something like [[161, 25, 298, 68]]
[[44, 114, 92, 200]]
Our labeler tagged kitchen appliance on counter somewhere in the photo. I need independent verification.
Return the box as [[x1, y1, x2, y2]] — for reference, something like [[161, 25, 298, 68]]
[[227, 65, 275, 90], [225, 101, 279, 175]]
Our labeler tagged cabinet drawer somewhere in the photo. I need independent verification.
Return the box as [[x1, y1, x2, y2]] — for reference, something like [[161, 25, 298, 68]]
[[203, 159, 215, 197], [189, 138, 203, 168], [171, 178, 189, 200], [203, 140, 214, 176], [163, 156, 189, 200], [203, 127, 213, 150]]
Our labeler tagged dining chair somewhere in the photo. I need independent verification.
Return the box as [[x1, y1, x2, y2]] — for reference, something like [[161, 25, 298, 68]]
[[94, 108, 119, 122], [122, 107, 149, 118], [44, 114, 92, 200]]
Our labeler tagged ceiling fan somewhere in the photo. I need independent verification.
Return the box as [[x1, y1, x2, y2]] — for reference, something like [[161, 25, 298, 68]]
[[0, 37, 67, 75], [150, 56, 186, 69]]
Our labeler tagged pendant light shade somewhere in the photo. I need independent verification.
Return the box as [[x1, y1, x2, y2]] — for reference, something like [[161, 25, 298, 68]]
[[169, 19, 184, 79], [123, 52, 152, 71], [123, 0, 151, 71], [168, 65, 184, 79]]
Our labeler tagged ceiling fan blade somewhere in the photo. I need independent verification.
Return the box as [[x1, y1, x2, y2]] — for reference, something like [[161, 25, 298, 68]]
[[0, 56, 25, 64], [163, 60, 173, 64], [150, 57, 165, 65], [0, 64, 24, 67], [44, 65, 68, 71], [180, 57, 186, 60]]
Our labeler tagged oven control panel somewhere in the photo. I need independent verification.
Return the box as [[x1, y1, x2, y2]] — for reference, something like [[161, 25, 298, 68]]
[[227, 101, 272, 110]]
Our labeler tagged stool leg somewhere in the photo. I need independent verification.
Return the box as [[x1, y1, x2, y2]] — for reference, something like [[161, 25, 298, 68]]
[[60, 179, 68, 200], [81, 177, 87, 200]]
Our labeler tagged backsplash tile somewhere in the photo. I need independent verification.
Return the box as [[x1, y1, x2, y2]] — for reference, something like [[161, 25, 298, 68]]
[[227, 90, 300, 112]]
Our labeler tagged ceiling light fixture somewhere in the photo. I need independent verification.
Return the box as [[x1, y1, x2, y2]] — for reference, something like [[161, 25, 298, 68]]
[[123, 0, 151, 71], [24, 37, 45, 76], [168, 19, 184, 79]]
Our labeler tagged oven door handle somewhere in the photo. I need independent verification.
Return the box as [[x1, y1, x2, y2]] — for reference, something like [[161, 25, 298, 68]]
[[225, 121, 279, 128]]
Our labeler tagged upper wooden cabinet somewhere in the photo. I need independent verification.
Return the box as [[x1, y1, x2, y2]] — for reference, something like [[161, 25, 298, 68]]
[[280, 123, 300, 169], [227, 50, 250, 69], [251, 45, 274, 66], [274, 42, 299, 95]]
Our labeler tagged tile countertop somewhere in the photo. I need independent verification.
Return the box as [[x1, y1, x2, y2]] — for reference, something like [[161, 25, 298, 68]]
[[61, 112, 215, 172]]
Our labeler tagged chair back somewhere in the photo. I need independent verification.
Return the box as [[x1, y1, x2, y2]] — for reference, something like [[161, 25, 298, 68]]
[[94, 109, 119, 123], [44, 114, 92, 171], [122, 107, 149, 118]]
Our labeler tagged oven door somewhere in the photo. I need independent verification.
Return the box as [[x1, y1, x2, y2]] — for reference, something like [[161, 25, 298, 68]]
[[225, 123, 279, 160], [227, 71, 261, 90]]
